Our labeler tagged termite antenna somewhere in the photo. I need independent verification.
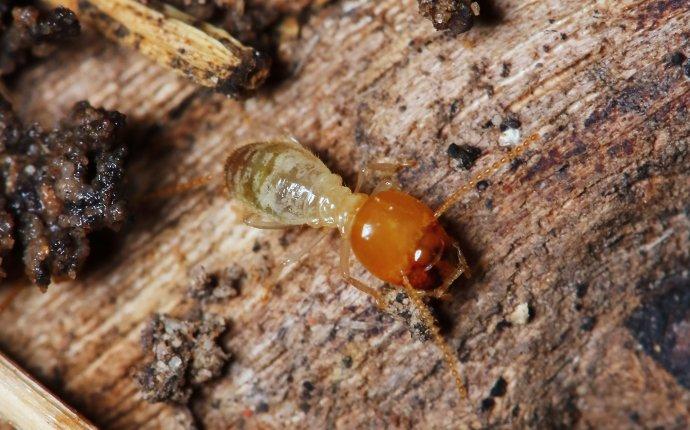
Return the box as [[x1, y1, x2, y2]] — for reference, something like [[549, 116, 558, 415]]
[[137, 104, 258, 204], [138, 175, 217, 202], [434, 134, 539, 218], [402, 276, 468, 401]]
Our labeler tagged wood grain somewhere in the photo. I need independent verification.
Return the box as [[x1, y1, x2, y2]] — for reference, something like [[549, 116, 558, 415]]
[[1, 0, 689, 428]]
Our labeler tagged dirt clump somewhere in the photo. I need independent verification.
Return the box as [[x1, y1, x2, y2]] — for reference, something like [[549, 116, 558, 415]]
[[0, 2, 80, 76], [0, 97, 127, 285], [137, 312, 230, 404], [418, 0, 477, 34]]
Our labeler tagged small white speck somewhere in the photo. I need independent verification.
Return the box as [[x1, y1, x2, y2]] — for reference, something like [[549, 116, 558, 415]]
[[507, 302, 531, 325], [169, 356, 183, 369], [499, 128, 521, 147]]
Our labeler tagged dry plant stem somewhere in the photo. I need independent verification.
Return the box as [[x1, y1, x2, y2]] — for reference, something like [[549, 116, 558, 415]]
[[402, 276, 468, 401], [44, 0, 268, 94], [0, 352, 96, 430]]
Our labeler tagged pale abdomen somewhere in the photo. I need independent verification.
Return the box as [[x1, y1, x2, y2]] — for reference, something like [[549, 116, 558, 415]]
[[225, 140, 356, 228]]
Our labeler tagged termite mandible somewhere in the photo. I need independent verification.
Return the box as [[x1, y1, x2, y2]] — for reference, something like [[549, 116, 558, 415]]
[[221, 132, 538, 401]]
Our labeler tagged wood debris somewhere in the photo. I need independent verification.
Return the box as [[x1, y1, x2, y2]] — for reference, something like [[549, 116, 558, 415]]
[[45, 0, 270, 95]]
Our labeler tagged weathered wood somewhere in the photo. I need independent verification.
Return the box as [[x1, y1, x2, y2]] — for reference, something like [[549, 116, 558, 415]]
[[1, 0, 689, 428]]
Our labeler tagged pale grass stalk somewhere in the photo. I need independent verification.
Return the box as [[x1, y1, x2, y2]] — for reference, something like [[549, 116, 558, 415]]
[[0, 352, 96, 430], [44, 0, 269, 94]]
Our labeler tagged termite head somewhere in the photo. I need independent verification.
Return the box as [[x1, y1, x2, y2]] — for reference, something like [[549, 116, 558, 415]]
[[349, 189, 464, 292]]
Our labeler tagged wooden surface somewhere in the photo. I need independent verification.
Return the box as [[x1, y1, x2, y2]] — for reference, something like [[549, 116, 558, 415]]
[[1, 0, 690, 428]]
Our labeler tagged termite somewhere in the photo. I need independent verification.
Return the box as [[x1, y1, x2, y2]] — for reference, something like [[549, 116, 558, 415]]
[[0, 124, 537, 403], [222, 133, 538, 401]]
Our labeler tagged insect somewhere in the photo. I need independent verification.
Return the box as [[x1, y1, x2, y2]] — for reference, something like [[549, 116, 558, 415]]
[[223, 133, 538, 400]]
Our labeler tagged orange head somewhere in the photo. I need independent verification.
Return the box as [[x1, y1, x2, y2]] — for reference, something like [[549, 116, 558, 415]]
[[349, 189, 463, 291]]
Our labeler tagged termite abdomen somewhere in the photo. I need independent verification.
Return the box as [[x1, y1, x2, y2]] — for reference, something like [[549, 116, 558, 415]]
[[225, 141, 361, 229]]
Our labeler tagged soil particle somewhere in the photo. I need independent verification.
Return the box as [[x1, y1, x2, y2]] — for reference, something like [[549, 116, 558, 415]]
[[575, 282, 589, 299], [188, 264, 245, 302], [137, 312, 229, 404], [669, 51, 686, 67], [499, 116, 522, 132], [0, 3, 80, 76], [0, 97, 127, 286], [580, 315, 597, 331], [506, 302, 532, 325], [447, 143, 482, 170], [489, 376, 507, 397], [499, 115, 522, 147], [301, 380, 315, 399], [255, 401, 269, 413], [476, 180, 489, 191], [417, 0, 476, 34], [501, 62, 511, 78], [480, 397, 496, 412]]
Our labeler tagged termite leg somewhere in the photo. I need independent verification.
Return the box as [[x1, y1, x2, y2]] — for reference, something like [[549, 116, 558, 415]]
[[339, 236, 385, 308], [457, 246, 471, 279], [243, 214, 293, 230], [355, 160, 417, 193], [402, 275, 468, 401], [260, 229, 329, 302]]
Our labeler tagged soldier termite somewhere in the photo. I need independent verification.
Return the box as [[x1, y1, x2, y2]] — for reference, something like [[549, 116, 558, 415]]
[[220, 132, 538, 401]]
